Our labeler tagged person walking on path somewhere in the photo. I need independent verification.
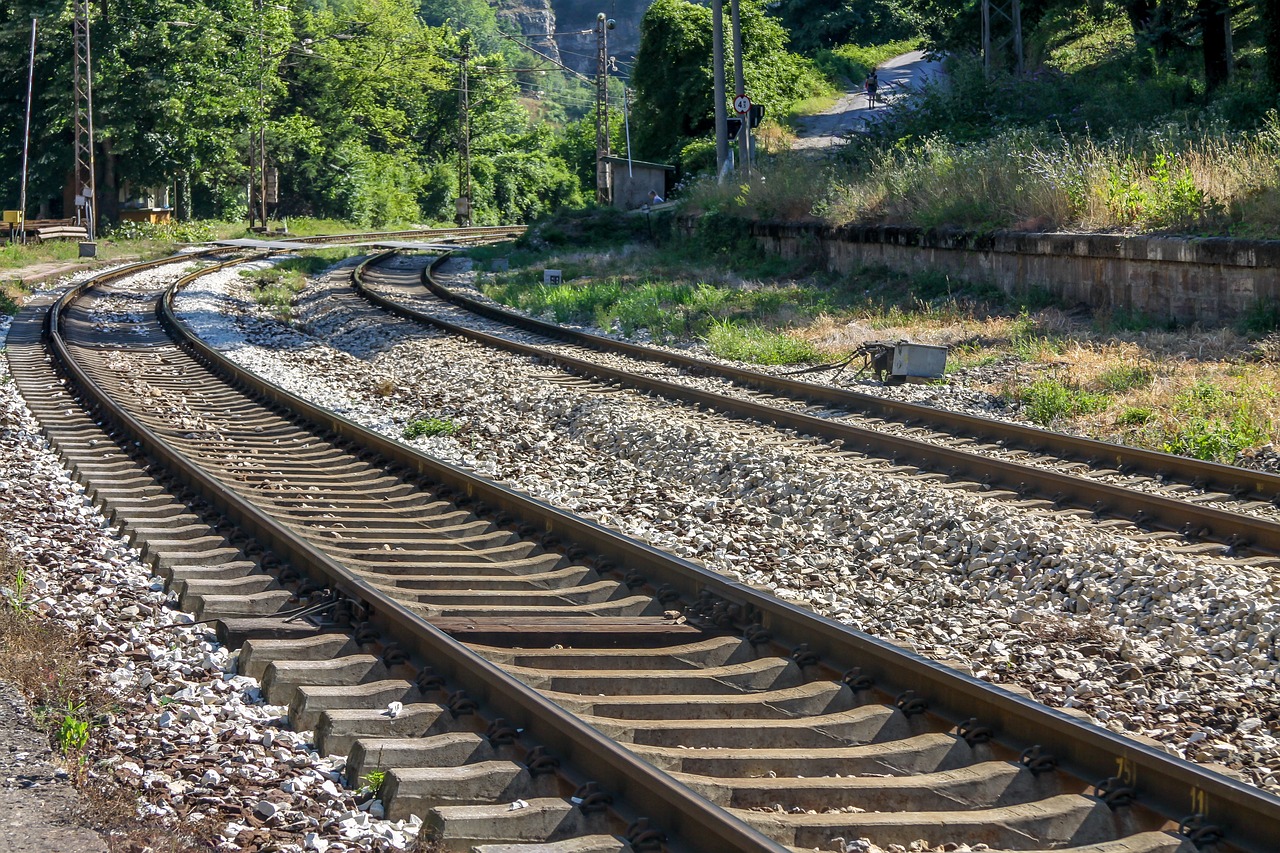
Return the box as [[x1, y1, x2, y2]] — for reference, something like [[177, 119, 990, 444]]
[[865, 71, 879, 108]]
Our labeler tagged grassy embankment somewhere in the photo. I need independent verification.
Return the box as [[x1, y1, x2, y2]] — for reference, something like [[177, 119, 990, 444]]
[[588, 6, 1280, 464], [477, 126, 1280, 470]]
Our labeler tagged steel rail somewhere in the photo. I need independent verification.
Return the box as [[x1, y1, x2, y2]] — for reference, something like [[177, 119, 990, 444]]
[[422, 255, 1280, 504], [46, 254, 785, 853], [350, 254, 1280, 558], [291, 259, 1280, 847], [46, 247, 1280, 851]]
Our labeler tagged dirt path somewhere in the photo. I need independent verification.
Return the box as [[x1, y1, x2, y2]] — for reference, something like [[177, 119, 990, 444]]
[[791, 49, 944, 149], [0, 682, 106, 852]]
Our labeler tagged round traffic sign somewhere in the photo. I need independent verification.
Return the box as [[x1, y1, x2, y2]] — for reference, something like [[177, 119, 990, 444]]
[[733, 94, 752, 115]]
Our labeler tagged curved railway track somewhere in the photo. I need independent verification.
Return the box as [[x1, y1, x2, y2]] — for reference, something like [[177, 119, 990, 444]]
[[346, 251, 1280, 567], [6, 243, 1280, 852]]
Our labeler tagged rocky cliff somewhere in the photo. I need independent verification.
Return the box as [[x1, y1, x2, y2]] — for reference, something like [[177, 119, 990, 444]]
[[496, 0, 653, 76], [495, 0, 562, 65]]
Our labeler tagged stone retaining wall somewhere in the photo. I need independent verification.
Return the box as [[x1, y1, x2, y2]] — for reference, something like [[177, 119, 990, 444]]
[[748, 222, 1280, 325]]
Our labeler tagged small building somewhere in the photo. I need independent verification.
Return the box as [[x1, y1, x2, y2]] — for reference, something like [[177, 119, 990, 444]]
[[603, 156, 674, 210]]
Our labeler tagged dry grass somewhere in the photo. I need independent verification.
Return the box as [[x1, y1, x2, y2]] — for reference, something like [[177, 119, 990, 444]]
[[0, 550, 217, 851], [701, 116, 1280, 236], [788, 297, 1280, 460]]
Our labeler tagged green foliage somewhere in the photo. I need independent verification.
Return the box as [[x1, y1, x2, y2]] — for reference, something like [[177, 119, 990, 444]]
[[360, 769, 388, 792], [105, 220, 217, 243], [769, 0, 917, 53], [1117, 406, 1153, 426], [1096, 365, 1154, 394], [632, 0, 830, 161], [1238, 298, 1280, 335], [239, 257, 328, 317], [56, 700, 91, 758], [1018, 377, 1108, 426], [3, 566, 30, 613], [813, 39, 921, 86], [1158, 380, 1271, 461], [0, 291, 18, 317], [0, 0, 589, 231], [403, 417, 460, 439], [705, 320, 819, 364]]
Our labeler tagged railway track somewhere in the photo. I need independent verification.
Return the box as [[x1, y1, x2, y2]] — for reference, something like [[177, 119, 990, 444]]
[[7, 244, 1280, 852], [346, 251, 1280, 567]]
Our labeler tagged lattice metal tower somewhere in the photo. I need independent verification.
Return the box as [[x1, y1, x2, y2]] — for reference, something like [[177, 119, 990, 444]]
[[981, 0, 1024, 76], [73, 0, 97, 239], [456, 39, 471, 227]]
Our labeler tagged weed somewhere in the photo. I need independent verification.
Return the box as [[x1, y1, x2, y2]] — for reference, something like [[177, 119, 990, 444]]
[[704, 320, 819, 365], [1238, 298, 1280, 336], [0, 290, 19, 316], [240, 255, 338, 318], [1018, 377, 1109, 426], [373, 379, 396, 397], [56, 699, 91, 758], [1152, 379, 1273, 461], [4, 566, 30, 613], [1095, 365, 1154, 394], [403, 417, 460, 439], [1117, 406, 1153, 425], [361, 769, 387, 792]]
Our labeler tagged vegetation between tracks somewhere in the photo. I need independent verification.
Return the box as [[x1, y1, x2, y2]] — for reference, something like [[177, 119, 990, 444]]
[[474, 208, 1280, 464], [240, 252, 355, 319]]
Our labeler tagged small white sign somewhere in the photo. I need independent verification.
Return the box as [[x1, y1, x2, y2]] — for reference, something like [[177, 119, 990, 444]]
[[733, 93, 752, 115], [543, 269, 562, 285]]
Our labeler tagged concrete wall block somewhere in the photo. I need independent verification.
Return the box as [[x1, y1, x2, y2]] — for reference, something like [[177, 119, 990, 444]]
[[749, 220, 1280, 325]]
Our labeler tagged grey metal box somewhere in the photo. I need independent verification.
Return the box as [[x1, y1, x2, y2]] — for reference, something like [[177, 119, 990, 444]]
[[891, 343, 947, 378]]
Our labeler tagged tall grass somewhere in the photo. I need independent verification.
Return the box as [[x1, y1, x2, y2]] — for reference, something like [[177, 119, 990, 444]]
[[703, 114, 1280, 236]]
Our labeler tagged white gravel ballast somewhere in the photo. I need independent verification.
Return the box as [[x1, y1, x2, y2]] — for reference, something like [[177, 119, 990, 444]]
[[165, 255, 1280, 801], [1, 286, 425, 852]]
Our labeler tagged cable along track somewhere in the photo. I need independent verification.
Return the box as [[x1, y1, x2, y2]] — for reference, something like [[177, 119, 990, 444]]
[[356, 251, 1280, 565], [17, 249, 1280, 852]]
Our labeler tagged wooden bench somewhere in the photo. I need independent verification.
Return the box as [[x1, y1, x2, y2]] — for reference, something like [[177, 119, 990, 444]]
[[2, 219, 89, 242]]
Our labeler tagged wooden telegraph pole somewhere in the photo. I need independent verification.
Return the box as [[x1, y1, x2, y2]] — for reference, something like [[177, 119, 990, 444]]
[[595, 13, 613, 205], [18, 18, 37, 244]]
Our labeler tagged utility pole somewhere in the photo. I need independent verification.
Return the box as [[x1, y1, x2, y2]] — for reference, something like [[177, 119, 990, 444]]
[[711, 0, 728, 181], [19, 18, 36, 244], [981, 0, 1023, 76], [72, 0, 97, 241], [457, 37, 471, 226], [729, 0, 749, 176], [595, 13, 613, 206], [257, 0, 269, 229]]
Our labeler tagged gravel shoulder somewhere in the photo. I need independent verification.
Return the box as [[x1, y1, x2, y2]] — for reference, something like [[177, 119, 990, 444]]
[[0, 272, 427, 852], [173, 255, 1280, 796]]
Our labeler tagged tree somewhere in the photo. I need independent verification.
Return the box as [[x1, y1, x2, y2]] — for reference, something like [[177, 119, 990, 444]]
[[1266, 0, 1280, 95], [768, 0, 916, 53], [632, 0, 826, 162]]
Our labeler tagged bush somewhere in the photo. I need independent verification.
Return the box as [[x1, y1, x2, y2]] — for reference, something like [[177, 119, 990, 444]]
[[105, 220, 217, 243], [813, 39, 920, 87]]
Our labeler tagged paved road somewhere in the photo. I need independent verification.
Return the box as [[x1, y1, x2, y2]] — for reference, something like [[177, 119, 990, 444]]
[[791, 50, 944, 150]]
